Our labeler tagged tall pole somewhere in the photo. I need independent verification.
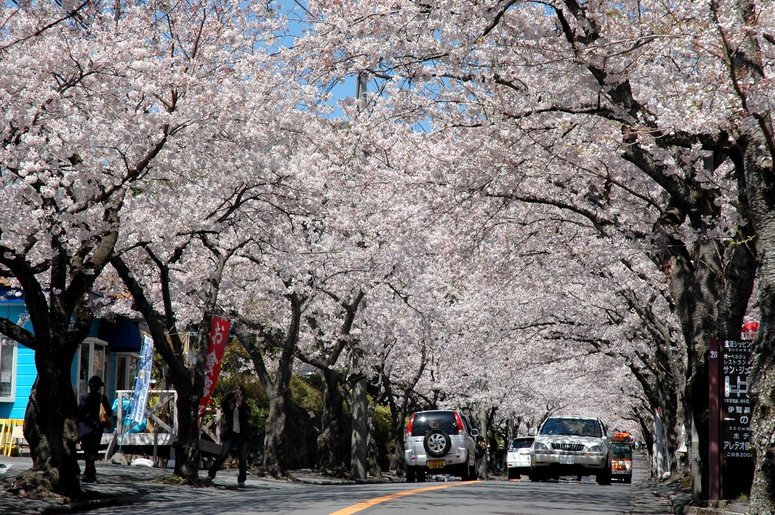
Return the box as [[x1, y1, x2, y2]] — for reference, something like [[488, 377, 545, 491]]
[[350, 72, 369, 482], [709, 337, 721, 499]]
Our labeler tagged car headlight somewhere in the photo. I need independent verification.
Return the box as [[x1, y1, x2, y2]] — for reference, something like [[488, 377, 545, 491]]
[[533, 442, 550, 451], [587, 444, 603, 453]]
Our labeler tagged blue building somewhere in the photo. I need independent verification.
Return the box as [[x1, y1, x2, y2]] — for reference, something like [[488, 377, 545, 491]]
[[0, 288, 142, 420]]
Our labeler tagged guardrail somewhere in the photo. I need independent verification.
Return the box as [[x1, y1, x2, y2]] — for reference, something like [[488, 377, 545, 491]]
[[0, 418, 25, 456]]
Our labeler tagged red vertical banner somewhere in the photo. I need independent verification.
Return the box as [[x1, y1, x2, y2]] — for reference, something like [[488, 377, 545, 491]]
[[198, 317, 231, 418], [709, 337, 720, 500]]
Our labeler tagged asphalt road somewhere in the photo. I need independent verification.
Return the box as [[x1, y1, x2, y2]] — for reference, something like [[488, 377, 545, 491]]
[[1, 451, 663, 515], [72, 475, 636, 515]]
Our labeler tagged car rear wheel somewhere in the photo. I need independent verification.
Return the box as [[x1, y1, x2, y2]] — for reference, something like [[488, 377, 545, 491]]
[[529, 467, 542, 482], [424, 429, 452, 457], [406, 466, 416, 483], [460, 463, 470, 481], [508, 468, 519, 480], [417, 468, 426, 482]]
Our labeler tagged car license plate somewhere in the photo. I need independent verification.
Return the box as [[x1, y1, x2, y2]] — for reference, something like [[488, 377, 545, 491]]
[[428, 460, 445, 469], [559, 455, 574, 465]]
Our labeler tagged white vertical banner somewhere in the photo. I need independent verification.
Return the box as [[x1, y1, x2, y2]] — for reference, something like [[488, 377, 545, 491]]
[[128, 335, 154, 424]]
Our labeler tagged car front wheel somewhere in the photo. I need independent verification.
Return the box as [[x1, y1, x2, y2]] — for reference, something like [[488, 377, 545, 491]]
[[406, 466, 416, 483], [529, 466, 542, 482]]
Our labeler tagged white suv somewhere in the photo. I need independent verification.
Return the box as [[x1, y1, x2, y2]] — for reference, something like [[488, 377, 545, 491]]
[[529, 416, 612, 485], [404, 410, 479, 482]]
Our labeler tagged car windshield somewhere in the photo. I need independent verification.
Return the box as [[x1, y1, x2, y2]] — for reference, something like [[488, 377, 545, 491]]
[[611, 443, 632, 458], [509, 439, 533, 450], [539, 418, 602, 437], [410, 412, 459, 436]]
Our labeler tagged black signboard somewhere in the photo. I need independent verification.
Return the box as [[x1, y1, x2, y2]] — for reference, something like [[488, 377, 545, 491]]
[[721, 339, 753, 459]]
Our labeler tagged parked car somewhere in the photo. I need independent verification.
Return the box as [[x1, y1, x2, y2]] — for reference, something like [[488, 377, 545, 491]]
[[528, 415, 612, 485], [610, 431, 633, 483], [506, 436, 534, 479], [404, 410, 479, 482]]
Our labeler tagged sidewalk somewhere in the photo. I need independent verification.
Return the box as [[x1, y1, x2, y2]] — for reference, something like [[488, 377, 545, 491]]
[[0, 455, 750, 515]]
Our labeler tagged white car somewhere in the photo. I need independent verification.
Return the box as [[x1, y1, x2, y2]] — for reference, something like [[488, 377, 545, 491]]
[[506, 437, 534, 479], [529, 416, 612, 485]]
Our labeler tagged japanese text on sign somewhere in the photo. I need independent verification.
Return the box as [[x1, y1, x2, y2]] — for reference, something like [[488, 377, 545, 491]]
[[721, 340, 753, 459]]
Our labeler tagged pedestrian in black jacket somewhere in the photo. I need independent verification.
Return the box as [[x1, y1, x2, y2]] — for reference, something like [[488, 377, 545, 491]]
[[205, 385, 250, 487], [77, 375, 112, 483]]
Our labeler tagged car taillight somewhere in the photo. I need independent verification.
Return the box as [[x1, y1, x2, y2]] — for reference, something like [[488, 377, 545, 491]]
[[454, 412, 464, 434], [406, 413, 415, 436], [612, 458, 632, 471]]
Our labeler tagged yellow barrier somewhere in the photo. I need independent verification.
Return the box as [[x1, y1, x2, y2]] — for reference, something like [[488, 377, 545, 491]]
[[0, 418, 25, 456]]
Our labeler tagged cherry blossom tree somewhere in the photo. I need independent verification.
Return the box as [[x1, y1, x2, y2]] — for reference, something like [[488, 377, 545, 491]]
[[0, 0, 304, 491], [0, 1, 198, 497], [297, 0, 773, 505]]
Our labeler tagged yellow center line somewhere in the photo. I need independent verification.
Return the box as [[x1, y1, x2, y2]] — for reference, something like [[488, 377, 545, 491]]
[[328, 481, 475, 515]]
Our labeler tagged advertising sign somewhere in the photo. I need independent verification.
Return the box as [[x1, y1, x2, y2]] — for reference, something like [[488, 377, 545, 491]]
[[720, 339, 753, 459], [198, 317, 231, 418], [128, 334, 154, 424]]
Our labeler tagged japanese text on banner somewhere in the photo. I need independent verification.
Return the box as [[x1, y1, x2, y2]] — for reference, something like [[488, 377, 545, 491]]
[[128, 335, 154, 424], [198, 317, 231, 418]]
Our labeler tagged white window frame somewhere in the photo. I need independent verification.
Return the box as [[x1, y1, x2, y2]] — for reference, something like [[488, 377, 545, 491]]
[[77, 338, 109, 399], [113, 352, 139, 391], [0, 337, 18, 402]]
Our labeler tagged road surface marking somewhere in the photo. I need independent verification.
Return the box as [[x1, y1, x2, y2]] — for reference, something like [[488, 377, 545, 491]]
[[328, 482, 470, 515]]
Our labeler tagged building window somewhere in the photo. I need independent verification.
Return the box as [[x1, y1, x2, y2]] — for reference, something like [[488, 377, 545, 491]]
[[77, 338, 109, 399], [0, 337, 17, 402], [115, 353, 139, 391]]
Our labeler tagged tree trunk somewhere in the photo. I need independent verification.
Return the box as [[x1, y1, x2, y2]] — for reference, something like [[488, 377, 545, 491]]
[[171, 386, 201, 481], [9, 349, 81, 498], [744, 139, 775, 514], [233, 291, 300, 478], [350, 378, 368, 480], [317, 368, 344, 471], [664, 240, 722, 498], [365, 397, 381, 478], [262, 386, 290, 476], [750, 315, 775, 513]]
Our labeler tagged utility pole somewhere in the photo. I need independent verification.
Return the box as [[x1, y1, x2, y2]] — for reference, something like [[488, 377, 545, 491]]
[[350, 72, 369, 482]]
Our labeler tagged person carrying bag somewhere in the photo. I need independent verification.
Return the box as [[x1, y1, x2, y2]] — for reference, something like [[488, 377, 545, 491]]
[[77, 375, 113, 483]]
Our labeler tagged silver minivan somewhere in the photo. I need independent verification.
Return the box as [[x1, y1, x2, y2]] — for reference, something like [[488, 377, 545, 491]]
[[404, 410, 479, 482]]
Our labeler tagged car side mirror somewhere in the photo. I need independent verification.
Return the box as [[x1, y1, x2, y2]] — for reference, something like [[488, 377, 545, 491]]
[[470, 429, 479, 437], [528, 428, 537, 436]]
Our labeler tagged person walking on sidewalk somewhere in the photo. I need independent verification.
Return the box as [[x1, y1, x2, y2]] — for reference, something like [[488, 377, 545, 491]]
[[475, 436, 489, 480], [77, 375, 112, 483], [205, 385, 250, 487]]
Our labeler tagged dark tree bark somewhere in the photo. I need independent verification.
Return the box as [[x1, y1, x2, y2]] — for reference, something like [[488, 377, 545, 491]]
[[297, 290, 364, 472], [232, 287, 302, 478], [0, 209, 121, 499], [7, 314, 89, 499], [111, 242, 230, 484], [316, 368, 346, 471], [712, 2, 775, 511], [741, 137, 775, 513], [382, 346, 427, 476]]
